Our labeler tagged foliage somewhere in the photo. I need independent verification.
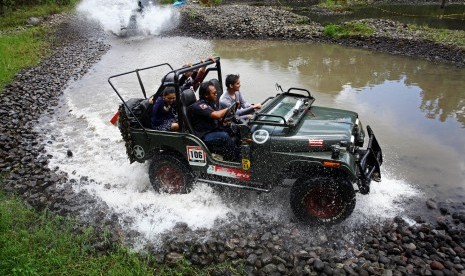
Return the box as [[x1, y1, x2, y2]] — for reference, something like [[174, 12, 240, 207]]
[[319, 0, 340, 8], [0, 175, 242, 275], [0, 189, 155, 275], [296, 17, 309, 25], [0, 2, 76, 28], [323, 21, 374, 38], [318, 0, 372, 7], [1, 0, 77, 17], [0, 1, 78, 90], [199, 0, 222, 7], [409, 24, 465, 49], [158, 0, 176, 4], [188, 10, 199, 20]]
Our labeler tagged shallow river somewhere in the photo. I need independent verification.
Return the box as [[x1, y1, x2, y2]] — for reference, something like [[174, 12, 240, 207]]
[[37, 33, 465, 244]]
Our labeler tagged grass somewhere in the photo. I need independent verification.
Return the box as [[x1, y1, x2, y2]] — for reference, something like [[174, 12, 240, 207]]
[[0, 2, 78, 91], [324, 21, 374, 38], [318, 0, 341, 9], [409, 24, 465, 49], [158, 0, 176, 4], [0, 174, 243, 274], [0, 27, 49, 90], [0, 2, 77, 29], [0, 186, 153, 275]]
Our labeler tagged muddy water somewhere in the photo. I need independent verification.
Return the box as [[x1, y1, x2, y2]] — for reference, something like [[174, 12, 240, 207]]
[[41, 36, 464, 242], [214, 39, 465, 202]]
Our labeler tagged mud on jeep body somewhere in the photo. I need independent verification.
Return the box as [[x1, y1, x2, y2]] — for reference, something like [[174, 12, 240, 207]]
[[109, 57, 383, 225]]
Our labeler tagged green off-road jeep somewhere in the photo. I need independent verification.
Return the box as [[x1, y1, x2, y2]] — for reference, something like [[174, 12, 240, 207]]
[[109, 57, 383, 225]]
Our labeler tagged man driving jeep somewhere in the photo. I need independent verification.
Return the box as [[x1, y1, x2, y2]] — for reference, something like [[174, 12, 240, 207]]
[[189, 81, 240, 161]]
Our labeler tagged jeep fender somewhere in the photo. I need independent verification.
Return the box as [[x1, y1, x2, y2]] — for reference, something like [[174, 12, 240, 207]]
[[277, 159, 357, 185], [147, 146, 188, 165]]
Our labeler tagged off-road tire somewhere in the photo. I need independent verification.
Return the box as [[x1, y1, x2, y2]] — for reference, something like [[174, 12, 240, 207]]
[[118, 104, 136, 163], [149, 153, 194, 194], [290, 176, 356, 225]]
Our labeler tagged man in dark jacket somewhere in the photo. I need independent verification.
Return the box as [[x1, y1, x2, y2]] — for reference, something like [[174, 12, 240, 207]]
[[189, 81, 240, 161]]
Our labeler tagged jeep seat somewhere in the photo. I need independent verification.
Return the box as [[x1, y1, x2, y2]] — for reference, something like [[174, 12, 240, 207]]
[[124, 98, 153, 129], [180, 89, 197, 133]]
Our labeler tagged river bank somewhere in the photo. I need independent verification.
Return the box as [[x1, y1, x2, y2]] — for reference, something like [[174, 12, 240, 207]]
[[170, 2, 465, 67], [0, 5, 464, 276]]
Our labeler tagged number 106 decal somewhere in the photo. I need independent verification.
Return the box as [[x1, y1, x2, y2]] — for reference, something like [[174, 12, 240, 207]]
[[187, 146, 206, 166]]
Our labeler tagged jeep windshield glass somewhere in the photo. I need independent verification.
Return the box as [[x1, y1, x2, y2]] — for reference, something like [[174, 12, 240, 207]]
[[262, 96, 306, 125]]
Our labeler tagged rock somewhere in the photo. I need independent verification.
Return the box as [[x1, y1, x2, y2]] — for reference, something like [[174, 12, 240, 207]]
[[166, 252, 184, 265], [313, 259, 325, 271], [431, 260, 445, 270], [261, 263, 277, 274], [427, 199, 438, 209], [246, 254, 258, 265], [27, 17, 41, 25]]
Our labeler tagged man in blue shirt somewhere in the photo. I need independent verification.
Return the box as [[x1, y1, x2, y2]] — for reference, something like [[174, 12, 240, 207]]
[[189, 81, 240, 161], [151, 87, 178, 131]]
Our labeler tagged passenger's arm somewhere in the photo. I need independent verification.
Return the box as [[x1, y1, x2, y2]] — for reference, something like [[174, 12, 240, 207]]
[[192, 68, 206, 91], [150, 98, 164, 126], [210, 107, 228, 120], [238, 92, 251, 109]]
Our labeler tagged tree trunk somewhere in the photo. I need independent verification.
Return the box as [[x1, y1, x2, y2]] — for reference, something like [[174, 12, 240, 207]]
[[0, 0, 4, 17], [440, 0, 447, 9]]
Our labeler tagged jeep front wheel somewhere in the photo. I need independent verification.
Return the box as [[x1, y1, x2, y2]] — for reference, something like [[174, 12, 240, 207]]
[[290, 176, 356, 225], [149, 154, 193, 194]]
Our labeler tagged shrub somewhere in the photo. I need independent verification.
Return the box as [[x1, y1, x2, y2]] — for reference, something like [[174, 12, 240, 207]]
[[199, 0, 222, 7], [324, 22, 374, 38]]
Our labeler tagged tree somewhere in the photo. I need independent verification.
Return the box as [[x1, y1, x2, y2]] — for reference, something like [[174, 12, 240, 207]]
[[0, 0, 4, 17], [440, 0, 447, 9]]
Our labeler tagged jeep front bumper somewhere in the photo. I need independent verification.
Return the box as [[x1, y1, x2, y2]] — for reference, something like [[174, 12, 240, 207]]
[[356, 125, 383, 194]]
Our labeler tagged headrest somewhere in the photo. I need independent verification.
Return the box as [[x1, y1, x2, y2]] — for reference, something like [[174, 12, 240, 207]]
[[181, 89, 197, 107], [209, 78, 222, 93], [161, 72, 175, 84]]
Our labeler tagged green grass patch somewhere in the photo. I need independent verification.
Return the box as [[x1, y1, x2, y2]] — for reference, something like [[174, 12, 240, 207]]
[[0, 1, 79, 91], [0, 27, 50, 90], [324, 21, 374, 38], [409, 24, 465, 49], [158, 0, 176, 4], [319, 0, 340, 9], [199, 0, 222, 7], [0, 2, 78, 29], [0, 175, 243, 275], [296, 17, 309, 25], [0, 187, 154, 275]]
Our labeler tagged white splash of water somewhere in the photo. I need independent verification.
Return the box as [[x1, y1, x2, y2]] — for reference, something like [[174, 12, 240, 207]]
[[351, 170, 421, 223], [36, 36, 423, 248], [76, 0, 179, 36], [39, 91, 421, 246]]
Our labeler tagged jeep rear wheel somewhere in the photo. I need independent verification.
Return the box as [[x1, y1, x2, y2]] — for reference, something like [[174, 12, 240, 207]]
[[149, 154, 193, 194], [290, 176, 356, 225]]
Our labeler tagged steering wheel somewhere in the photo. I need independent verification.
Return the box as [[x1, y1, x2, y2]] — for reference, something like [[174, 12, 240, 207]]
[[220, 102, 238, 125]]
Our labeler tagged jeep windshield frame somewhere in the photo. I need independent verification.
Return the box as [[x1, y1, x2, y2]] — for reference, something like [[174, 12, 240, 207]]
[[250, 86, 315, 128]]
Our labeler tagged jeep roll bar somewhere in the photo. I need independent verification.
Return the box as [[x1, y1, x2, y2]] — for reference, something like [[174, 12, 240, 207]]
[[108, 57, 222, 134], [108, 63, 174, 137]]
